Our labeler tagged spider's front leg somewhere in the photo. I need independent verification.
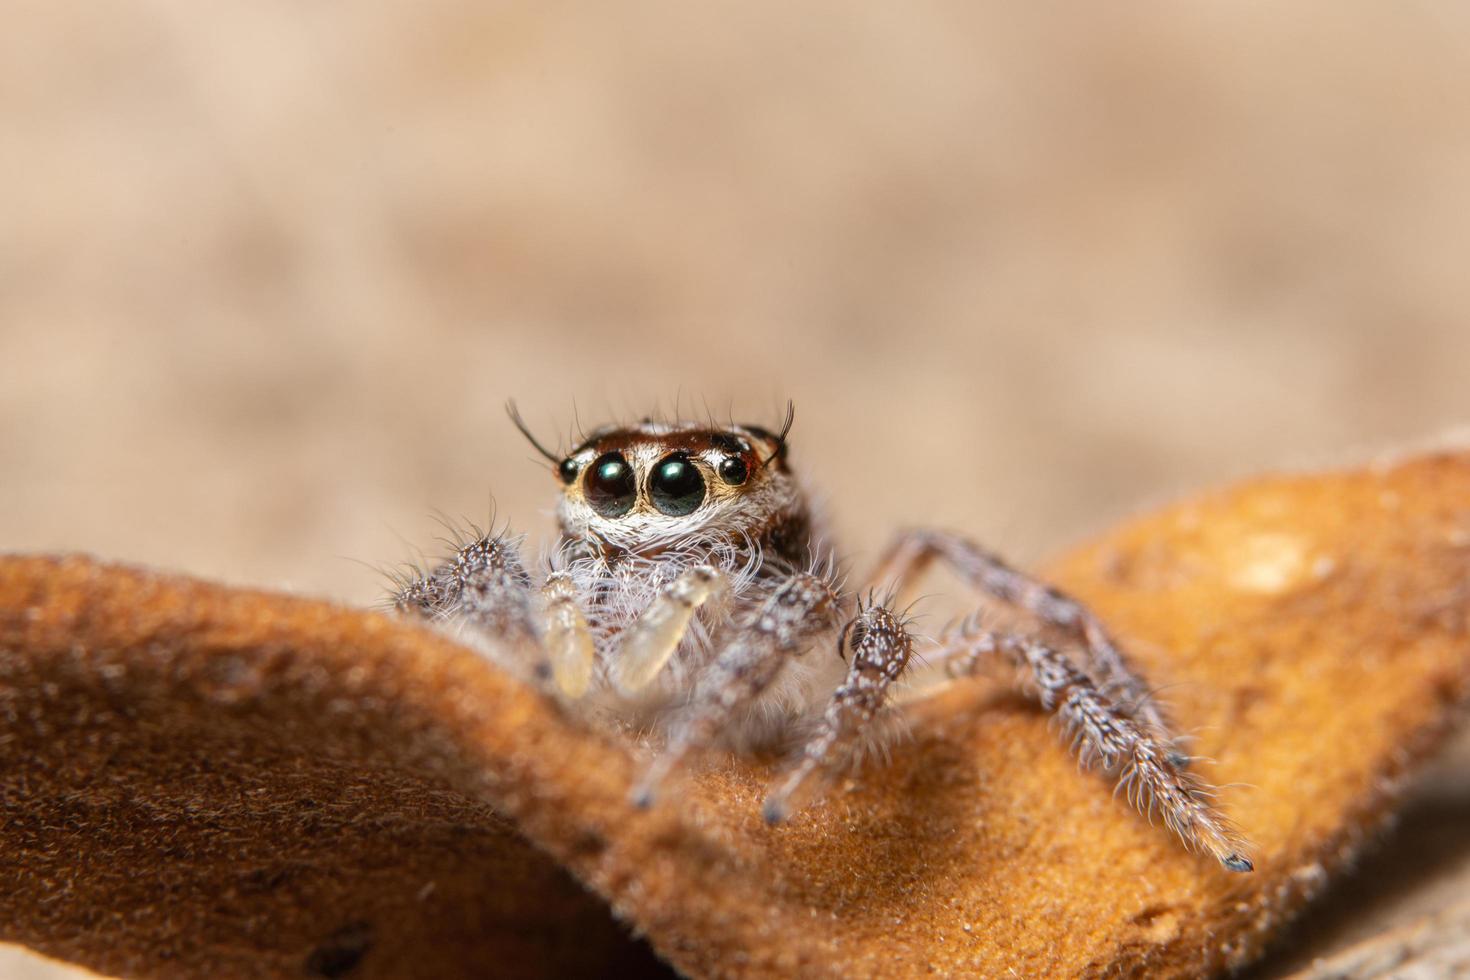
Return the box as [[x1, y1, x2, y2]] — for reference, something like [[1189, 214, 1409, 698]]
[[390, 525, 554, 680], [629, 568, 843, 808], [943, 624, 1253, 872], [872, 528, 1187, 765], [762, 599, 915, 823]]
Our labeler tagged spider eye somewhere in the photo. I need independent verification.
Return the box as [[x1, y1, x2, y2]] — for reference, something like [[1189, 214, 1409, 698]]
[[717, 456, 749, 486], [585, 452, 636, 517], [558, 457, 580, 484], [649, 453, 706, 516]]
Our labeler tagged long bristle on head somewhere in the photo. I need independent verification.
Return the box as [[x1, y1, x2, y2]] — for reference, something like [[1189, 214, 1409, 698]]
[[505, 400, 561, 465], [741, 401, 795, 469]]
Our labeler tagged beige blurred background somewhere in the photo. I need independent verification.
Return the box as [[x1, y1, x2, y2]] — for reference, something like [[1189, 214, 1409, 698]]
[[3, 2, 1470, 976]]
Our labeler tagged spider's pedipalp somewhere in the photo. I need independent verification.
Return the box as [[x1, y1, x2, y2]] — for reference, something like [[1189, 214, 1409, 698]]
[[539, 571, 594, 698], [630, 568, 841, 808], [763, 599, 915, 824], [613, 563, 725, 695]]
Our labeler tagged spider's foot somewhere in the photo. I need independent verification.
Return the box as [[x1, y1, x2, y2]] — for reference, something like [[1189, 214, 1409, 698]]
[[629, 750, 681, 810], [762, 756, 827, 826], [1222, 853, 1254, 873]]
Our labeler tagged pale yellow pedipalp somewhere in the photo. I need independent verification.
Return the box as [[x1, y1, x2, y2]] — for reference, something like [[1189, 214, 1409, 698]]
[[613, 565, 723, 695], [541, 573, 595, 698]]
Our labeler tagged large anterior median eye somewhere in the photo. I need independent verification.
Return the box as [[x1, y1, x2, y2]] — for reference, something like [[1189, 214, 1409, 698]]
[[585, 452, 636, 517], [649, 453, 706, 516]]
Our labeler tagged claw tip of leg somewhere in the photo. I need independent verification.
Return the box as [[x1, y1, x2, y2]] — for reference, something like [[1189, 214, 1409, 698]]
[[1222, 854, 1254, 873], [761, 799, 787, 826], [631, 786, 655, 810]]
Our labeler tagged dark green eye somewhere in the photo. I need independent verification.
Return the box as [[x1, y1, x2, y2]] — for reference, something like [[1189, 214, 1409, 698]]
[[558, 457, 580, 484], [717, 456, 749, 486], [649, 453, 706, 516], [585, 452, 636, 517]]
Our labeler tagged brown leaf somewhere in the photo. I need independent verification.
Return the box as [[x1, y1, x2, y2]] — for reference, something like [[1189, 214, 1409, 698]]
[[3, 451, 1470, 978]]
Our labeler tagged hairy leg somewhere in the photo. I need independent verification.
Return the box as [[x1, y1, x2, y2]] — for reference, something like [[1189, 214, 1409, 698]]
[[869, 528, 1184, 764], [941, 622, 1252, 871], [630, 569, 842, 807], [763, 599, 915, 823], [389, 525, 543, 668]]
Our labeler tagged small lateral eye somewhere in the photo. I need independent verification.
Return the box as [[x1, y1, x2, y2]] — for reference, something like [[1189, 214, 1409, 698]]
[[717, 456, 749, 486], [585, 452, 636, 517], [649, 453, 706, 516], [558, 457, 580, 484]]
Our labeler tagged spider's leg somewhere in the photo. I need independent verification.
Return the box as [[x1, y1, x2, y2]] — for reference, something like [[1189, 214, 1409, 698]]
[[390, 525, 544, 673], [869, 528, 1185, 764], [539, 571, 594, 698], [763, 599, 914, 823], [942, 624, 1253, 872], [612, 564, 725, 695], [630, 569, 841, 807]]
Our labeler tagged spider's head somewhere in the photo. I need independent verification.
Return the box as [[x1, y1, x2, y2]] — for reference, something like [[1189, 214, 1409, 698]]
[[507, 403, 804, 555]]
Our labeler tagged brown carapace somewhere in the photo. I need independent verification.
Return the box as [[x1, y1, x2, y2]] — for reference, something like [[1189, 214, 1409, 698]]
[[387, 403, 1253, 873]]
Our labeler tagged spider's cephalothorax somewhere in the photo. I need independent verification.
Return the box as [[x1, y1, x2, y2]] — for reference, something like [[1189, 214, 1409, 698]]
[[552, 412, 810, 565], [388, 403, 1253, 873]]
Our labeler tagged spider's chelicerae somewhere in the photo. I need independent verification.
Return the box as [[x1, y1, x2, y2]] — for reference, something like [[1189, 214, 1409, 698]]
[[388, 404, 1253, 873]]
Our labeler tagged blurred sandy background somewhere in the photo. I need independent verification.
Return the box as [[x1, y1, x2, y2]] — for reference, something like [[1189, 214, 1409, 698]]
[[3, 2, 1470, 976]]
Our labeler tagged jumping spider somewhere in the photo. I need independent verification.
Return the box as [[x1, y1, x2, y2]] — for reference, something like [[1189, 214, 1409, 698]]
[[387, 404, 1252, 873]]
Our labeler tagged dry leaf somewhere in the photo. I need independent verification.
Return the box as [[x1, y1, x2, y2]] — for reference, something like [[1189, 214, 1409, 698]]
[[3, 450, 1469, 978]]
